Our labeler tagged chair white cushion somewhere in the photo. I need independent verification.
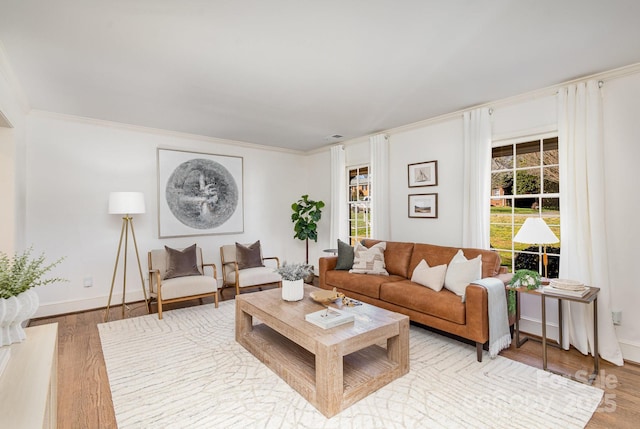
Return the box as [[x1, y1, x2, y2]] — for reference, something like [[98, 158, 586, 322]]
[[158, 275, 217, 300], [224, 266, 282, 288]]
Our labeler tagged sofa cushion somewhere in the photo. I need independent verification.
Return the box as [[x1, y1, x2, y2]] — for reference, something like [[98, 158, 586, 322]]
[[444, 250, 482, 299], [324, 270, 404, 299], [411, 259, 447, 291], [380, 280, 466, 325], [408, 243, 501, 279], [350, 242, 388, 275], [362, 239, 414, 278], [335, 239, 355, 270]]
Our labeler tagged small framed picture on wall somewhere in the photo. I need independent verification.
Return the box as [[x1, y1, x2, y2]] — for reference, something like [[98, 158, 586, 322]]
[[408, 160, 438, 187], [408, 193, 438, 218]]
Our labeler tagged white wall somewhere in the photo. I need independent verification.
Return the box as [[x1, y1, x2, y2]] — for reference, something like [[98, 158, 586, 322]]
[[25, 113, 309, 317], [602, 73, 640, 362], [0, 51, 27, 255]]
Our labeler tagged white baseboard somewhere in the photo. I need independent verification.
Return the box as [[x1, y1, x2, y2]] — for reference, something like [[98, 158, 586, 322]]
[[519, 317, 640, 364], [618, 339, 640, 365], [34, 290, 147, 319]]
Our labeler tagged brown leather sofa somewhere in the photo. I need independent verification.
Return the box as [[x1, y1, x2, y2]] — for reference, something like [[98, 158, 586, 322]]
[[318, 239, 505, 361]]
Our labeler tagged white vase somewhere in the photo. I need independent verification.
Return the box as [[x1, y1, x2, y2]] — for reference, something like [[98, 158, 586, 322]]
[[281, 279, 304, 301], [0, 289, 39, 346]]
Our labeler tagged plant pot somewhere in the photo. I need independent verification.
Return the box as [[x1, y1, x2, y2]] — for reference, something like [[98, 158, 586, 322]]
[[281, 279, 304, 301], [0, 289, 39, 346]]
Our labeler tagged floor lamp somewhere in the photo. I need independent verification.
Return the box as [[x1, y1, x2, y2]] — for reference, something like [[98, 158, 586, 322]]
[[513, 217, 560, 280], [104, 192, 149, 322]]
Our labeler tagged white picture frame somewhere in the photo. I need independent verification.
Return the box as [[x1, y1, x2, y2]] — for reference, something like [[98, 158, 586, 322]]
[[157, 148, 244, 238]]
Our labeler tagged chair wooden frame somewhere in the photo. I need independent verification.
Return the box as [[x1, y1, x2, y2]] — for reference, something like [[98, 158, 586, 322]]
[[220, 245, 281, 296], [148, 247, 219, 319]]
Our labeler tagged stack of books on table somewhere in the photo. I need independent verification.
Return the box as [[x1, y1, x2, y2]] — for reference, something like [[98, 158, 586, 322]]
[[305, 307, 355, 329], [542, 279, 589, 297]]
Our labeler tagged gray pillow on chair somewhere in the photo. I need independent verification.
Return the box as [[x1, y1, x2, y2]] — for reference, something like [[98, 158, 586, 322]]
[[235, 240, 265, 270], [164, 244, 201, 279]]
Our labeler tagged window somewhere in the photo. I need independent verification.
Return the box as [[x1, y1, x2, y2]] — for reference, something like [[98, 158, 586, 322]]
[[348, 165, 371, 245], [490, 136, 560, 275]]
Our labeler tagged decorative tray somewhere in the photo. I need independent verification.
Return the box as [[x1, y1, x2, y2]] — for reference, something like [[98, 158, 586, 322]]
[[309, 289, 342, 304], [549, 278, 585, 291]]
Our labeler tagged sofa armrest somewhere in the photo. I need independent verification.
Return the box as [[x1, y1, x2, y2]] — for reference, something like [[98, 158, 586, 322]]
[[464, 283, 489, 343], [318, 256, 338, 290]]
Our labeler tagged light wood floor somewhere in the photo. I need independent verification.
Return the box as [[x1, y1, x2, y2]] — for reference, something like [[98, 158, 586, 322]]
[[30, 284, 640, 429]]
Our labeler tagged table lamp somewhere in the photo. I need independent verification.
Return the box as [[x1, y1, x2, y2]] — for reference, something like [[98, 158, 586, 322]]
[[513, 217, 559, 279], [104, 192, 149, 321]]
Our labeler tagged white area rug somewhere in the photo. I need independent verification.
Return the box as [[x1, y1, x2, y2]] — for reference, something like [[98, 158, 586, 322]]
[[98, 300, 603, 428]]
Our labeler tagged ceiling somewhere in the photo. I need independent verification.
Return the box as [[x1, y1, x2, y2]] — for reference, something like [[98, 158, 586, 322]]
[[1, 0, 640, 152]]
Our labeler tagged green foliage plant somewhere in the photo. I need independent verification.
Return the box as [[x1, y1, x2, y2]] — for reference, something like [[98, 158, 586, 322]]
[[507, 269, 542, 314], [291, 194, 325, 264], [0, 247, 66, 299]]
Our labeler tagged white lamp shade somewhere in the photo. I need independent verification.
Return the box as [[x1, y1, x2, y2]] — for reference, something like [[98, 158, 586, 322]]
[[109, 192, 146, 215], [513, 217, 559, 244]]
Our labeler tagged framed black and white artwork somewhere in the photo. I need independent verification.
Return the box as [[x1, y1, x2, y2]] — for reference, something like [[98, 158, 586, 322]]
[[408, 193, 438, 218], [157, 148, 244, 238], [408, 160, 438, 187]]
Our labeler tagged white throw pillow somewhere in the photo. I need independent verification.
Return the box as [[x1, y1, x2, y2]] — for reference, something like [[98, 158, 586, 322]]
[[411, 259, 447, 291], [444, 250, 483, 299], [349, 242, 389, 275]]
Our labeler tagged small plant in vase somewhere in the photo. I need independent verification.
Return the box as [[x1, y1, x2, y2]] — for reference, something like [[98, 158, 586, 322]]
[[507, 269, 541, 314], [274, 262, 313, 302], [0, 247, 66, 346]]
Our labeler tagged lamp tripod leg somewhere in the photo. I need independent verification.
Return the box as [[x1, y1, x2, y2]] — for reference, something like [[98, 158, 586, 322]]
[[105, 217, 127, 322], [122, 218, 129, 319], [129, 218, 149, 314]]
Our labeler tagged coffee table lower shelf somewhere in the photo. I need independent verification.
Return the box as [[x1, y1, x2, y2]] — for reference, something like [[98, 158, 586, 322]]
[[239, 323, 403, 416]]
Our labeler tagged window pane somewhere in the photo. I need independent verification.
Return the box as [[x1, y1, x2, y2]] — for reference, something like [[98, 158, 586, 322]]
[[515, 168, 540, 195], [492, 145, 513, 169], [497, 251, 513, 272], [543, 166, 559, 193], [516, 140, 541, 168], [543, 137, 559, 165], [491, 171, 513, 196]]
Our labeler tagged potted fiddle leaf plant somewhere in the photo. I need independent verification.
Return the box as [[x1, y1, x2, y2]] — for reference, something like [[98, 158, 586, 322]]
[[291, 195, 325, 283], [0, 247, 66, 346]]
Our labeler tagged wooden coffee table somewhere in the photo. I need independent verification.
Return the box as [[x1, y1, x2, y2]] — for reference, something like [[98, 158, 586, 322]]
[[235, 284, 409, 417]]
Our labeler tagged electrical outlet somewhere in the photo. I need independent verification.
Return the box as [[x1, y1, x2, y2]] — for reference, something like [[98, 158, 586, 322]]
[[83, 277, 93, 288], [612, 310, 622, 325]]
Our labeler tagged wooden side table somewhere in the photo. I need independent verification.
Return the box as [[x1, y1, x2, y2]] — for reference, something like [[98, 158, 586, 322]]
[[511, 285, 600, 384]]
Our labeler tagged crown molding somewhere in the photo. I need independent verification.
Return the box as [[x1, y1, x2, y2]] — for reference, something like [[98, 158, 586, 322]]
[[29, 110, 305, 155], [341, 62, 640, 144]]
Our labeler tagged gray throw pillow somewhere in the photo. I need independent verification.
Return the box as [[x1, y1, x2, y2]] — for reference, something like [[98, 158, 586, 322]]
[[236, 240, 264, 270], [164, 244, 201, 279], [335, 239, 354, 270]]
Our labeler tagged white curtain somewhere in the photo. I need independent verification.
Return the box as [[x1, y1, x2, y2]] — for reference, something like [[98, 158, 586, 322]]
[[558, 80, 623, 365], [329, 145, 348, 246], [462, 108, 492, 249], [370, 134, 390, 240]]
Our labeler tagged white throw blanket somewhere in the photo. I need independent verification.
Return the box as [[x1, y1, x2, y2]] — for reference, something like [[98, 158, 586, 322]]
[[472, 277, 512, 358]]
